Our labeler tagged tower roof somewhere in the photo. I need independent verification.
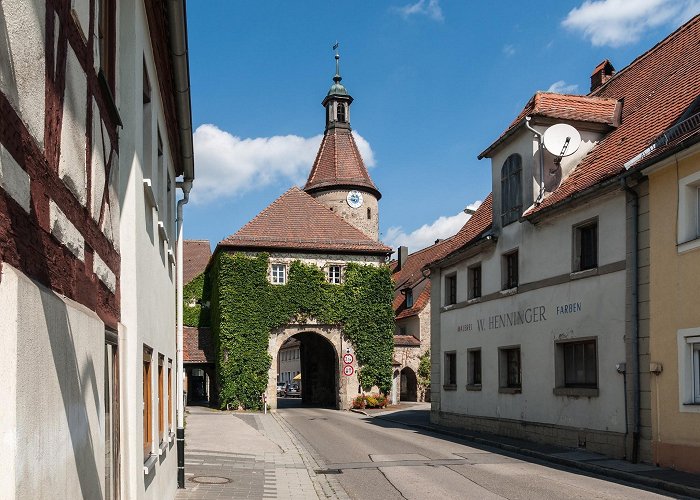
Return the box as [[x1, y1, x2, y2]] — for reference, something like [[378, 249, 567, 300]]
[[219, 187, 391, 255], [303, 128, 381, 198]]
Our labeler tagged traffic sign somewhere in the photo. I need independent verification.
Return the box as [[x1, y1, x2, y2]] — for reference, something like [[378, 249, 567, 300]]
[[342, 353, 354, 365], [343, 365, 354, 376]]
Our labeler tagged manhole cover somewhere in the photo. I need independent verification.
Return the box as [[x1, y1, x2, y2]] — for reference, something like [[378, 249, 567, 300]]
[[189, 476, 231, 484]]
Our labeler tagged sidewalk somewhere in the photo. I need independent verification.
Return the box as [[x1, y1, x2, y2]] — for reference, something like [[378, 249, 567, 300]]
[[361, 403, 700, 499], [176, 406, 349, 499]]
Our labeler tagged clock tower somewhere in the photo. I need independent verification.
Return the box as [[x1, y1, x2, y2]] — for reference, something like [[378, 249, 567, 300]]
[[304, 49, 381, 241]]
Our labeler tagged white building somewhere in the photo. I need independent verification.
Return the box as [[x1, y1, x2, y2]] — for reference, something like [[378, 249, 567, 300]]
[[0, 0, 194, 498]]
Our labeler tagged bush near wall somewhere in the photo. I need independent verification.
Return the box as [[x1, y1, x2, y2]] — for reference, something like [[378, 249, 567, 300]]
[[197, 252, 394, 410]]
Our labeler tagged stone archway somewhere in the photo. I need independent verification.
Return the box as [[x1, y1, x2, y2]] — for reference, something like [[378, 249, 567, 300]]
[[400, 367, 418, 402], [267, 322, 359, 410]]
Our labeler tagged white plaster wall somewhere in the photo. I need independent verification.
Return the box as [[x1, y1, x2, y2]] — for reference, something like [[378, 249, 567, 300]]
[[0, 263, 105, 500], [439, 270, 626, 432], [0, 0, 46, 148], [0, 143, 31, 213], [59, 44, 88, 206], [116, 0, 177, 497]]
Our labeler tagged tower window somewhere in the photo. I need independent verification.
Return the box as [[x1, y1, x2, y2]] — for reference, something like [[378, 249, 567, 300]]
[[367, 207, 371, 219], [337, 103, 346, 122]]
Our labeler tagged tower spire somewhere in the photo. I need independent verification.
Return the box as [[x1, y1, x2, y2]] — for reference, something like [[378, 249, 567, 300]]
[[333, 42, 341, 83]]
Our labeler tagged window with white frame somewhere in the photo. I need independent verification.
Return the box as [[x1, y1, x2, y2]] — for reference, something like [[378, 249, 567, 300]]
[[328, 265, 342, 284], [679, 329, 700, 408], [678, 171, 700, 249], [271, 264, 286, 284]]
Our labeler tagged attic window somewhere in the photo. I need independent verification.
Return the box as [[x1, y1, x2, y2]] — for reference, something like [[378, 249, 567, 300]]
[[501, 154, 522, 226], [405, 288, 414, 308], [337, 103, 346, 122]]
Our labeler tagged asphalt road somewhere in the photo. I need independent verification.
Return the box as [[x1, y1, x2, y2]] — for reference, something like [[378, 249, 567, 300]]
[[278, 404, 676, 500]]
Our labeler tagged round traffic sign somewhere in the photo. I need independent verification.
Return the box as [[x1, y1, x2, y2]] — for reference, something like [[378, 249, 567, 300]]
[[343, 353, 354, 365], [343, 365, 354, 376]]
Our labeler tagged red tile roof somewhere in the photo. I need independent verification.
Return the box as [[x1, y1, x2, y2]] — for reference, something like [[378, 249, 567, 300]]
[[527, 15, 700, 215], [390, 239, 455, 318], [184, 327, 215, 363], [480, 93, 619, 159], [394, 335, 421, 347], [183, 240, 212, 284], [425, 194, 494, 267], [304, 128, 380, 198], [219, 187, 391, 254]]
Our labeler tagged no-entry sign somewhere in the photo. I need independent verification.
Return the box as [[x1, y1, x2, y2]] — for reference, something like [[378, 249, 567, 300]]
[[343, 353, 354, 365], [343, 365, 354, 376]]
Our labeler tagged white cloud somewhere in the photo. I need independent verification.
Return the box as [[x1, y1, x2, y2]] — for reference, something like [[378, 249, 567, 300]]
[[384, 200, 482, 253], [502, 44, 516, 57], [395, 0, 444, 21], [191, 124, 376, 203], [562, 0, 700, 47], [546, 80, 580, 94]]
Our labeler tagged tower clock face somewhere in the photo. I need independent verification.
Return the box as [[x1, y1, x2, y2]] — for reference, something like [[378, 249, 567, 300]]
[[346, 190, 364, 208]]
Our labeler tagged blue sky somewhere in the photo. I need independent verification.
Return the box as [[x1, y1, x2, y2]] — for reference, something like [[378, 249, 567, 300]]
[[184, 0, 699, 253]]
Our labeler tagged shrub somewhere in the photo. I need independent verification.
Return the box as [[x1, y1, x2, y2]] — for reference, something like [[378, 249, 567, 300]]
[[351, 393, 387, 409]]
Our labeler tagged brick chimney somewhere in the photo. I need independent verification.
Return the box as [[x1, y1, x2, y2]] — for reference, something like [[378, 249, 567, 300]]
[[590, 60, 615, 92], [397, 246, 408, 270]]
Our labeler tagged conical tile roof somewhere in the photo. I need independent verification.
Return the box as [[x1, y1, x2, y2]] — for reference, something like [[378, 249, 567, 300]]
[[219, 187, 391, 254], [303, 128, 381, 199]]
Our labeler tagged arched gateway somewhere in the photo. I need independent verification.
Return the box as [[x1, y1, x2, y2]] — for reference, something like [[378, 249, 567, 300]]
[[269, 325, 349, 409]]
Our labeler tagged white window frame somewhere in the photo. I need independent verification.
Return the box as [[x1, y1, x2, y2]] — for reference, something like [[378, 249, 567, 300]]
[[678, 328, 700, 412], [677, 171, 700, 253], [328, 265, 342, 284], [271, 264, 286, 285]]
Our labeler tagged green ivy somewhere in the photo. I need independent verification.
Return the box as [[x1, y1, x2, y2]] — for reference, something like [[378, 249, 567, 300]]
[[183, 272, 211, 327], [204, 252, 395, 410]]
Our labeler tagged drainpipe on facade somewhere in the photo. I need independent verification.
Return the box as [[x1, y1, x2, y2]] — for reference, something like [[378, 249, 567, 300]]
[[525, 116, 546, 203], [621, 178, 640, 463], [176, 179, 192, 488]]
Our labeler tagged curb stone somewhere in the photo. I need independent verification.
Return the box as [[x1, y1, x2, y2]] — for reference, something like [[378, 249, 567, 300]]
[[371, 414, 700, 499]]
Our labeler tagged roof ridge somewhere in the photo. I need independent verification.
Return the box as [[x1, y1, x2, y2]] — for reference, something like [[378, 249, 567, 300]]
[[535, 91, 618, 102], [590, 13, 700, 97]]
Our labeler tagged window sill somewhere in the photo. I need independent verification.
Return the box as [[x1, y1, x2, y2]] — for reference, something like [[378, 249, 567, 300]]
[[157, 221, 169, 244], [500, 287, 518, 296], [467, 296, 482, 304], [570, 268, 598, 280], [553, 387, 599, 397], [158, 439, 167, 455], [498, 387, 521, 394], [678, 238, 700, 254], [168, 431, 176, 443], [442, 384, 457, 391], [143, 179, 159, 211], [466, 384, 482, 391], [143, 453, 157, 475]]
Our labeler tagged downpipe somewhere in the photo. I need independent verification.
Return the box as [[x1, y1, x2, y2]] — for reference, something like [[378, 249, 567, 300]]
[[176, 179, 192, 488], [525, 116, 546, 203], [621, 178, 640, 463]]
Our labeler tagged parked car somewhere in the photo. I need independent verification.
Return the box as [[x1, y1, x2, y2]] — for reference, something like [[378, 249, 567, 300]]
[[286, 383, 301, 398], [276, 382, 287, 396]]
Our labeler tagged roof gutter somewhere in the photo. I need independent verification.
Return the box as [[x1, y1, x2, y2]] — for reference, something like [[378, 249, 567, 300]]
[[426, 231, 497, 271], [166, 0, 194, 181]]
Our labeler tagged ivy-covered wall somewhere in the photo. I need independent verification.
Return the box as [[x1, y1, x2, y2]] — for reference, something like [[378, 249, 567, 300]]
[[190, 251, 395, 410]]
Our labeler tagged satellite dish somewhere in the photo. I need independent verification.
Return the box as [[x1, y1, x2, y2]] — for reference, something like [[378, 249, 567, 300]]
[[543, 123, 581, 158]]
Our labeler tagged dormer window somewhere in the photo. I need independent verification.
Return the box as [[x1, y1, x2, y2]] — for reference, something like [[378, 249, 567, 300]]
[[337, 103, 346, 122], [405, 288, 413, 308], [501, 154, 522, 226]]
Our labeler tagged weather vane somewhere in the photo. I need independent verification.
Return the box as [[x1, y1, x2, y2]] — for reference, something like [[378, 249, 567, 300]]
[[332, 41, 341, 81]]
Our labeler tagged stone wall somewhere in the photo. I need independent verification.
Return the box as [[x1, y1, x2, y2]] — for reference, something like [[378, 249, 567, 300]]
[[310, 188, 380, 240]]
